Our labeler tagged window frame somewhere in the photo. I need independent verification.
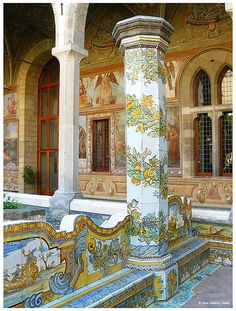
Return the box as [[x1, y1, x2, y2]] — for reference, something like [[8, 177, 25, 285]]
[[37, 58, 59, 195], [92, 118, 110, 172], [195, 114, 213, 176], [217, 66, 232, 105], [219, 111, 233, 176], [193, 69, 211, 107]]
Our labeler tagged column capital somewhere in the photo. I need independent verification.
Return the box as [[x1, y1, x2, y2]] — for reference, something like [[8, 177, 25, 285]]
[[52, 43, 88, 61], [112, 15, 174, 54]]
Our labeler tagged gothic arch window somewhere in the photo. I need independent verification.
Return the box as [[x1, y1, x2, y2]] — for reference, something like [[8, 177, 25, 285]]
[[218, 67, 232, 105], [194, 70, 211, 106], [195, 114, 212, 176]]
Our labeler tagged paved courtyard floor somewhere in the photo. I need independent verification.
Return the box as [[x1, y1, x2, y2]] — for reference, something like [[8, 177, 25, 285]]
[[151, 264, 232, 308], [183, 265, 232, 308]]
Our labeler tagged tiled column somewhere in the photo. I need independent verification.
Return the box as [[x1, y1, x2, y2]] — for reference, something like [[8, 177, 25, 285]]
[[49, 45, 87, 215], [113, 16, 178, 300]]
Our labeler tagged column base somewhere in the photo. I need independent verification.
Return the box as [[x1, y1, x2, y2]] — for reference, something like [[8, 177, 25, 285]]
[[126, 251, 178, 301], [48, 190, 84, 223]]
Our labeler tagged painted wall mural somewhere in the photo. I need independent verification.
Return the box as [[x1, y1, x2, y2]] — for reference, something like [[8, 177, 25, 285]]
[[4, 92, 17, 118], [4, 91, 19, 191], [170, 3, 231, 48], [79, 115, 87, 173], [166, 106, 180, 168], [165, 60, 184, 98], [4, 121, 18, 169], [80, 70, 125, 109], [79, 116, 87, 159], [81, 7, 125, 67]]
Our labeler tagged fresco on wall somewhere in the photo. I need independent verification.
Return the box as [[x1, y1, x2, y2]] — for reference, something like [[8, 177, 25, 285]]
[[165, 60, 184, 98], [4, 121, 18, 169], [170, 3, 231, 48], [4, 93, 17, 118], [79, 115, 87, 169], [166, 106, 180, 168], [115, 111, 126, 169], [165, 61, 176, 96], [80, 71, 125, 108]]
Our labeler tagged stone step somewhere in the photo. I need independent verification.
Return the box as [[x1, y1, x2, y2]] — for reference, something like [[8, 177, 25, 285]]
[[42, 268, 154, 308]]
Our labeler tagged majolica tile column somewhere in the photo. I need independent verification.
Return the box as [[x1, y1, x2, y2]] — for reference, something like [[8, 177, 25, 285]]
[[113, 16, 178, 300], [49, 45, 87, 216]]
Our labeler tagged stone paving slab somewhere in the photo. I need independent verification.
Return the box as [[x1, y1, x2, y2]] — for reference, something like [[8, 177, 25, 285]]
[[151, 264, 223, 308], [183, 265, 232, 308]]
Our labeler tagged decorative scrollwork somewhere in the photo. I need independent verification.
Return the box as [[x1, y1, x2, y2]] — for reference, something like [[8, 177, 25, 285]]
[[222, 184, 232, 204], [24, 293, 43, 308], [195, 183, 208, 203], [49, 272, 71, 295]]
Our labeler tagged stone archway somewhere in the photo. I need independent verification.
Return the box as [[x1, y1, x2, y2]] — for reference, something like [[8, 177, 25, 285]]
[[16, 39, 54, 193], [52, 3, 88, 48]]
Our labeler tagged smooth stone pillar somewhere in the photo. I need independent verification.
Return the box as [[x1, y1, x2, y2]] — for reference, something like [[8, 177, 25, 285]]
[[49, 44, 88, 217], [113, 16, 178, 300]]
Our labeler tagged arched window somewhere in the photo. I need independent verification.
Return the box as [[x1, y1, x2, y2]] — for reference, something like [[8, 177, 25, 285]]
[[220, 111, 232, 176], [218, 67, 233, 176], [218, 67, 232, 105], [194, 70, 211, 106], [38, 57, 59, 195], [195, 113, 212, 176]]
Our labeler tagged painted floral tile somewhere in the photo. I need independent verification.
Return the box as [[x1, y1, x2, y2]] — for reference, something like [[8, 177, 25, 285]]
[[87, 235, 126, 276]]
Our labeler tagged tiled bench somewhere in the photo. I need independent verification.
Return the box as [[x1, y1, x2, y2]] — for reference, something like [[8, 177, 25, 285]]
[[42, 268, 154, 308]]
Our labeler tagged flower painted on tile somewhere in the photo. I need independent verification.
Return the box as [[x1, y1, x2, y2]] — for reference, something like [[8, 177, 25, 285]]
[[127, 146, 168, 200], [127, 199, 142, 237], [141, 95, 154, 107], [141, 48, 166, 85], [125, 50, 141, 84], [125, 48, 166, 86], [154, 275, 164, 299], [167, 269, 177, 297], [126, 94, 166, 137]]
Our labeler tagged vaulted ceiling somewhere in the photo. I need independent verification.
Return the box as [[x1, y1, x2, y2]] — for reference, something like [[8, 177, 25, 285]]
[[4, 3, 229, 86], [4, 3, 180, 65]]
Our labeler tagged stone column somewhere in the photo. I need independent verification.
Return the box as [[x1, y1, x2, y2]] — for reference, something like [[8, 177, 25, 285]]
[[49, 44, 88, 216], [113, 16, 178, 301]]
